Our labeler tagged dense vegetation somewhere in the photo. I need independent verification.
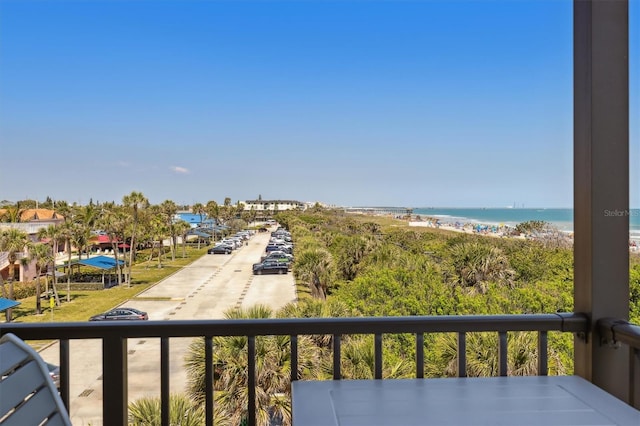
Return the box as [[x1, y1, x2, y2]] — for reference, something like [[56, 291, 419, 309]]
[[280, 210, 576, 316], [275, 210, 576, 379], [179, 209, 640, 425]]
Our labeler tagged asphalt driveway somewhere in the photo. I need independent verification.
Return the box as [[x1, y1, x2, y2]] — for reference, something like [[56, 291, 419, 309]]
[[39, 229, 297, 425]]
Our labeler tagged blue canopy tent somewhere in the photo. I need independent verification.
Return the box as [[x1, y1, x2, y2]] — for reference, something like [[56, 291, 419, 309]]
[[61, 256, 125, 288], [77, 256, 124, 270], [0, 297, 20, 312], [200, 222, 228, 241]]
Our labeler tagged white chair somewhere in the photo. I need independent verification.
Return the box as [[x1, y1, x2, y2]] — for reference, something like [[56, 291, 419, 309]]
[[0, 333, 71, 426]]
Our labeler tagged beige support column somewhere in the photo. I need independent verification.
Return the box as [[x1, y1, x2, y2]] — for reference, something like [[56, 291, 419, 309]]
[[573, 0, 629, 401]]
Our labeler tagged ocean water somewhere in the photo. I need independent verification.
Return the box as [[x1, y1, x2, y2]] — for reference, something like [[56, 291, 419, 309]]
[[412, 208, 640, 237]]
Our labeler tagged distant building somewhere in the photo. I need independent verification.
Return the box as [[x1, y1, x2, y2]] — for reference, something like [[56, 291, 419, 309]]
[[243, 199, 305, 213], [0, 208, 64, 231], [174, 212, 206, 228], [0, 209, 63, 282]]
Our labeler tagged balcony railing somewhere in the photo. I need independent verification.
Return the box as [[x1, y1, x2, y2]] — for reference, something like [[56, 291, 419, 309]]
[[597, 318, 640, 407], [0, 313, 589, 426]]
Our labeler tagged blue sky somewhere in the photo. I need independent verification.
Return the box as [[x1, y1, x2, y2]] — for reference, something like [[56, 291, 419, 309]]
[[0, 0, 637, 208]]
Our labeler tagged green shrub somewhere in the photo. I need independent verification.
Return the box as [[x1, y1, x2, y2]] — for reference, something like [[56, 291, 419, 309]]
[[128, 394, 204, 426]]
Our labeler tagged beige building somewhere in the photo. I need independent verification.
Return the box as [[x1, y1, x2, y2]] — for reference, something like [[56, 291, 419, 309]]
[[0, 209, 63, 282]]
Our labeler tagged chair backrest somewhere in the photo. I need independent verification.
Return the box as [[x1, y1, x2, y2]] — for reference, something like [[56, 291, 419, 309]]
[[0, 333, 71, 426]]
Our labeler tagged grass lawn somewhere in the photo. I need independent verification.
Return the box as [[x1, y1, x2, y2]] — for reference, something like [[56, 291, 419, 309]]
[[9, 246, 209, 324]]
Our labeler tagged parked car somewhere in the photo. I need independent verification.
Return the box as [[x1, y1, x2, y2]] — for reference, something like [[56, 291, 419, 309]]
[[265, 244, 283, 253], [278, 244, 293, 254], [252, 260, 288, 275], [219, 242, 236, 250], [89, 307, 149, 321], [46, 363, 60, 390], [208, 244, 232, 254], [229, 237, 246, 247], [262, 253, 292, 270], [222, 238, 242, 249], [261, 250, 293, 262], [235, 232, 250, 240]]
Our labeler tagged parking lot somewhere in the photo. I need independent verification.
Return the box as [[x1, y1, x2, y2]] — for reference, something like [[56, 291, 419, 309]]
[[39, 227, 296, 425]]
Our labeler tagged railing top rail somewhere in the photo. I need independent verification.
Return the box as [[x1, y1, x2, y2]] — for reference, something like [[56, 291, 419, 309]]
[[597, 318, 640, 350], [0, 313, 588, 341]]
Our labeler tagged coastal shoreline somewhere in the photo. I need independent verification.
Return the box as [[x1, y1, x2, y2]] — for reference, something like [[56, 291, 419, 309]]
[[408, 219, 640, 253], [408, 220, 525, 240]]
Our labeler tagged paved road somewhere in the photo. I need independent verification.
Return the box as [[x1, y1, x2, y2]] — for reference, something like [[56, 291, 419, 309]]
[[39, 230, 297, 426]]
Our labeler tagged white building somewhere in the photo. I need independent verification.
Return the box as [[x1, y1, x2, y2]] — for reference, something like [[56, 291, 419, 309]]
[[242, 199, 305, 213]]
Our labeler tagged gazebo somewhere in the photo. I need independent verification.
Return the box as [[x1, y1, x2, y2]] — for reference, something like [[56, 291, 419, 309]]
[[60, 256, 125, 288]]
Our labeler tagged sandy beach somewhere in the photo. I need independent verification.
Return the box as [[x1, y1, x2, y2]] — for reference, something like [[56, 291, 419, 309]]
[[408, 220, 521, 239]]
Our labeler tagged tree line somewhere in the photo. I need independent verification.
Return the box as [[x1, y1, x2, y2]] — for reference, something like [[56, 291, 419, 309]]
[[0, 193, 256, 321]]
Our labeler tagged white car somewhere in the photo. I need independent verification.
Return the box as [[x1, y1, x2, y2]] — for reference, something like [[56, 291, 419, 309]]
[[222, 239, 241, 249]]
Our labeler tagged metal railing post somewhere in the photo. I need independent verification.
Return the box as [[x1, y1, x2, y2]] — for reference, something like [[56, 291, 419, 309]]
[[59, 339, 70, 409], [205, 336, 214, 426], [538, 331, 548, 376], [498, 332, 508, 376], [374, 333, 383, 379], [103, 335, 128, 426], [161, 337, 170, 426], [458, 332, 467, 378]]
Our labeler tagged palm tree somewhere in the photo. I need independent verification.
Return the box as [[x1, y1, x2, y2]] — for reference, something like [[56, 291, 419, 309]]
[[0, 203, 26, 223], [235, 200, 244, 219], [173, 220, 191, 258], [327, 335, 413, 380], [192, 202, 205, 225], [277, 298, 355, 319], [160, 200, 178, 261], [28, 242, 54, 314], [362, 221, 381, 234], [70, 221, 89, 263], [128, 394, 204, 426], [293, 248, 334, 300], [53, 202, 79, 302], [277, 299, 356, 350], [205, 201, 221, 241], [37, 224, 63, 307], [0, 228, 33, 322], [448, 242, 515, 294], [123, 191, 149, 287], [58, 220, 77, 302], [191, 202, 205, 249], [220, 197, 236, 225], [146, 206, 169, 269], [242, 206, 257, 227], [331, 235, 369, 281], [424, 331, 565, 378], [77, 203, 100, 259], [98, 205, 127, 286], [185, 306, 322, 426]]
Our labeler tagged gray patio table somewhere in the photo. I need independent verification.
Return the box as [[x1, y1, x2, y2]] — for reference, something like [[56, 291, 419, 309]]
[[292, 376, 640, 425]]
